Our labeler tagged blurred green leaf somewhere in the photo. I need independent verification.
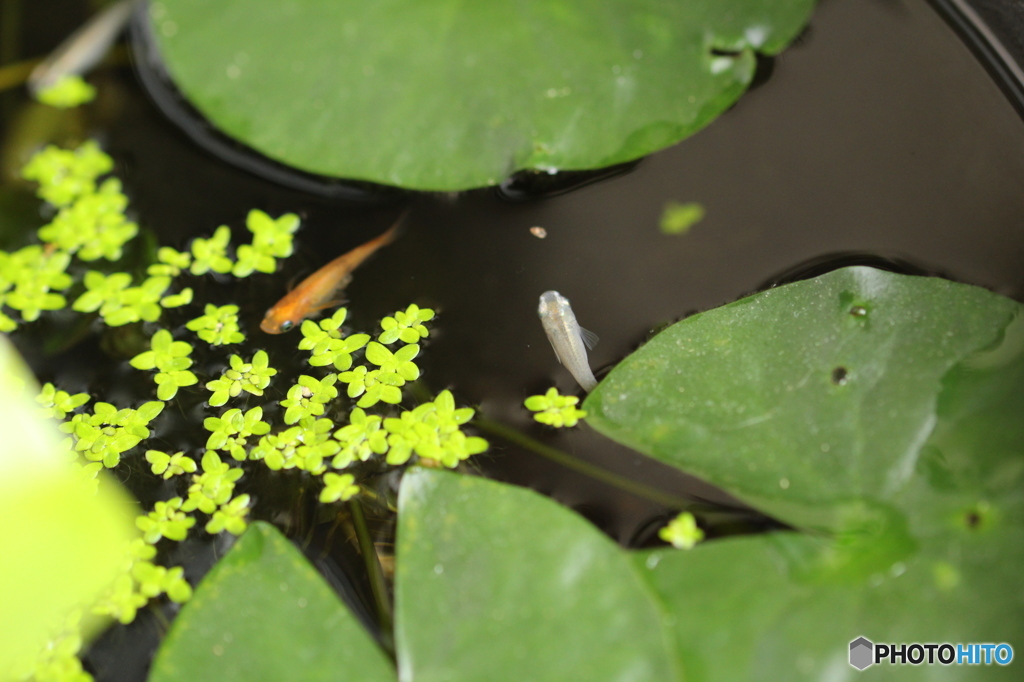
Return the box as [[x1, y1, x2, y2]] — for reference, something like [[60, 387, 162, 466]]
[[0, 335, 136, 678], [152, 0, 815, 190]]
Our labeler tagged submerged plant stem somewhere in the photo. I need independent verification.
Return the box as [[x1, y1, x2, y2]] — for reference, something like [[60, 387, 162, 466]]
[[348, 497, 394, 654], [472, 417, 691, 509]]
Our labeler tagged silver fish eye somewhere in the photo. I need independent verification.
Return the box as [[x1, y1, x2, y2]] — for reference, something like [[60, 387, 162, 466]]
[[280, 320, 294, 332]]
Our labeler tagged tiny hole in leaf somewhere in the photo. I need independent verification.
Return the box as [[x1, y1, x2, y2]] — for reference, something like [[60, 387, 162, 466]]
[[965, 511, 980, 529], [831, 367, 848, 385]]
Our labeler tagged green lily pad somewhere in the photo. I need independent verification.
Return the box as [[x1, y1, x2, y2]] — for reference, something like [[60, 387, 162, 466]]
[[150, 0, 815, 190], [395, 468, 677, 681], [585, 267, 1022, 531], [148, 521, 394, 682]]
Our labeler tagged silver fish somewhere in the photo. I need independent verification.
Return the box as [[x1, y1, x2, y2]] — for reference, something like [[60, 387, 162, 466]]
[[538, 290, 599, 391], [28, 0, 136, 95]]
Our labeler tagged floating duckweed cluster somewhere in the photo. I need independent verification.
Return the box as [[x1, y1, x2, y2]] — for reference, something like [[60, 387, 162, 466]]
[[15, 136, 489, 681], [524, 387, 588, 427]]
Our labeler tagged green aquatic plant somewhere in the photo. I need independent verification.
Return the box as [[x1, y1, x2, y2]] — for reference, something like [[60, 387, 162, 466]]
[[205, 351, 278, 406], [365, 341, 420, 384], [35, 75, 97, 108], [73, 272, 188, 326], [298, 308, 370, 371], [36, 383, 90, 420], [146, 246, 192, 277], [1, 247, 72, 325], [383, 390, 486, 467], [524, 387, 588, 427], [204, 406, 272, 462], [330, 407, 387, 469], [181, 450, 244, 514], [130, 330, 198, 400], [189, 226, 234, 275], [38, 178, 137, 260], [145, 450, 198, 479], [205, 494, 251, 535], [232, 210, 300, 277], [186, 303, 246, 345], [320, 473, 360, 504], [337, 365, 400, 408], [250, 418, 336, 474], [20, 141, 112, 208], [135, 497, 196, 544], [378, 304, 434, 344], [658, 512, 704, 549], [659, 201, 705, 235], [280, 373, 338, 424], [60, 401, 165, 468]]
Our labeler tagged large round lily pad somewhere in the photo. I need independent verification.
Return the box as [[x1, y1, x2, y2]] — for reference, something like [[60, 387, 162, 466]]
[[148, 0, 816, 190]]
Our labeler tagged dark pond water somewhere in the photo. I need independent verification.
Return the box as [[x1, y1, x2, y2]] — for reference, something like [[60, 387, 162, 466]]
[[3, 0, 1024, 679]]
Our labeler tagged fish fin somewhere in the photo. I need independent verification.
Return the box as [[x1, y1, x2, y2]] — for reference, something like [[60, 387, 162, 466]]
[[579, 326, 600, 350], [545, 335, 566, 367], [309, 297, 347, 314]]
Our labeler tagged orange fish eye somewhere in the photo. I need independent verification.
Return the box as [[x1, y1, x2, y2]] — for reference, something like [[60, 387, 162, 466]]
[[279, 320, 294, 332]]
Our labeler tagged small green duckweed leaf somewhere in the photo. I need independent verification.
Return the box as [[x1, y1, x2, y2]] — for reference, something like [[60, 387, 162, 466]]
[[160, 287, 193, 308], [185, 303, 245, 345], [338, 365, 402, 408], [246, 209, 300, 258], [60, 400, 165, 468], [38, 178, 138, 260], [130, 330, 194, 372], [147, 522, 394, 682], [147, 247, 193, 277], [36, 382, 89, 420], [298, 309, 370, 370], [135, 497, 195, 544], [659, 201, 705, 235], [365, 341, 420, 386], [35, 75, 96, 108], [73, 273, 171, 326], [524, 387, 587, 427], [331, 407, 387, 469], [189, 226, 233, 275], [251, 418, 337, 474], [205, 350, 277, 406], [131, 330, 198, 400], [204, 406, 271, 461], [181, 451, 244, 514], [379, 304, 435, 344], [280, 374, 338, 424], [658, 511, 704, 549], [205, 494, 251, 535], [21, 141, 112, 207], [383, 390, 486, 467], [145, 450, 197, 479], [319, 473, 359, 504], [1, 246, 72, 323]]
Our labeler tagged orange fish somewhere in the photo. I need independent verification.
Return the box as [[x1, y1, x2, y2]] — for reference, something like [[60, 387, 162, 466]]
[[260, 222, 399, 333]]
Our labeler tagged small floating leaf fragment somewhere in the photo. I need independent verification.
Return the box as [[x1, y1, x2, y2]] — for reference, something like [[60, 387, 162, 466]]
[[658, 512, 704, 549], [659, 201, 705, 235]]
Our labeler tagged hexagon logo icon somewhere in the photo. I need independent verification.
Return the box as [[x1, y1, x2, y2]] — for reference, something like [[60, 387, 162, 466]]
[[849, 637, 874, 670]]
